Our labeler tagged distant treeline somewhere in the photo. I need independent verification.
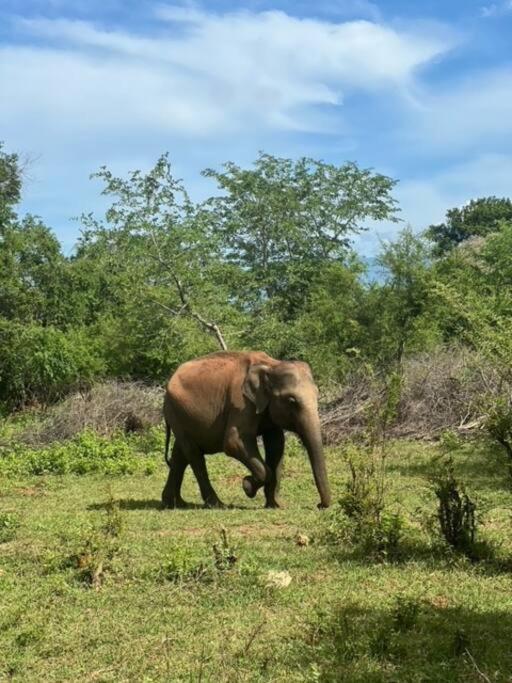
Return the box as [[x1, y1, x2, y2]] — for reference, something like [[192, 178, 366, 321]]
[[2, 141, 512, 410]]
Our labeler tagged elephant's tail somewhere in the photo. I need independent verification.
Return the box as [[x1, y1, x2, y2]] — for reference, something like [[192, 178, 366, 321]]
[[164, 420, 172, 468]]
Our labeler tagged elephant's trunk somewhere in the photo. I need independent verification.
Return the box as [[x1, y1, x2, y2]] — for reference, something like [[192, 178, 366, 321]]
[[299, 414, 331, 509]]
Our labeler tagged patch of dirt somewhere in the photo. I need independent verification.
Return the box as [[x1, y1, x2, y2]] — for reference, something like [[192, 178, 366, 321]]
[[428, 595, 450, 609], [16, 486, 46, 497]]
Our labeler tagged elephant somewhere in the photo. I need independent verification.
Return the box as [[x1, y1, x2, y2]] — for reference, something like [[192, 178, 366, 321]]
[[161, 350, 331, 510]]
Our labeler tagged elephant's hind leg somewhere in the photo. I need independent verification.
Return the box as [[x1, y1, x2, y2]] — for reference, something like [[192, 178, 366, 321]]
[[186, 448, 225, 509], [161, 443, 190, 509]]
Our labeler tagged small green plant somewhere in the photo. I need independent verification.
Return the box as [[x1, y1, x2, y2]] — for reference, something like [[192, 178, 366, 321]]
[[439, 429, 463, 454], [213, 526, 238, 571], [102, 493, 123, 538], [0, 512, 19, 543], [325, 443, 403, 560], [432, 457, 477, 557], [391, 595, 421, 632], [340, 443, 385, 521], [65, 496, 124, 588], [453, 628, 470, 657], [159, 545, 209, 583], [155, 529, 238, 584], [369, 595, 421, 661], [323, 368, 404, 560], [365, 369, 402, 450], [484, 395, 512, 465]]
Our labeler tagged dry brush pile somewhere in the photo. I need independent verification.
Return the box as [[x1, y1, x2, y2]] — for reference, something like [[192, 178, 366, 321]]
[[320, 347, 504, 444], [21, 381, 163, 446], [7, 347, 509, 448]]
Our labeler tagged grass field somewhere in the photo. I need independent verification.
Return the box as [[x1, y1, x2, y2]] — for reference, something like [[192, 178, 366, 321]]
[[1, 436, 512, 682]]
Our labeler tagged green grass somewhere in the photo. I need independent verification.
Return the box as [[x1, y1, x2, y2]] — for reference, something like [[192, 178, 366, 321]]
[[1, 435, 512, 681]]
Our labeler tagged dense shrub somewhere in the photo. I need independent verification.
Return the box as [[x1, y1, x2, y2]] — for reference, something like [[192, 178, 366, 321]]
[[0, 320, 104, 409], [484, 395, 512, 463], [0, 430, 158, 477]]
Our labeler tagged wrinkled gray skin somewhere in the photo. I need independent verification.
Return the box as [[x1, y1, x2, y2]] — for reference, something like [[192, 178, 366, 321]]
[[162, 351, 331, 510]]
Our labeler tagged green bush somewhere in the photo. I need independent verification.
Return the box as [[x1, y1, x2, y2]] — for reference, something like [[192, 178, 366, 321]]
[[0, 430, 157, 477], [0, 512, 19, 543], [324, 443, 403, 560], [0, 320, 104, 409], [432, 457, 477, 557], [484, 395, 512, 462]]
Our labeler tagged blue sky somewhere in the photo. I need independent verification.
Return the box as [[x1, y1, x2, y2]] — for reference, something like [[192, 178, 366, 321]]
[[1, 0, 512, 255]]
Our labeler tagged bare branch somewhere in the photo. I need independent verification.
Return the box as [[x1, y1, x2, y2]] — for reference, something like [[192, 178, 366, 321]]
[[189, 310, 228, 351], [145, 229, 228, 350]]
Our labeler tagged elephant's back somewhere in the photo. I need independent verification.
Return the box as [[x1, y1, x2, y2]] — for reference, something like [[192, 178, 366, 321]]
[[168, 350, 275, 393], [165, 353, 239, 451]]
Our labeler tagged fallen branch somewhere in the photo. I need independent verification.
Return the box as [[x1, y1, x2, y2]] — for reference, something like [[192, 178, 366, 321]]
[[464, 648, 491, 683]]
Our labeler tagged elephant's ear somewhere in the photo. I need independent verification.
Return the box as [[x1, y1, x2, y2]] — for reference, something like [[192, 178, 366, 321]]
[[242, 364, 271, 414]]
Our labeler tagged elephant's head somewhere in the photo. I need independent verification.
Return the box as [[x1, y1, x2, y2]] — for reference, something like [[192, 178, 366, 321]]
[[243, 360, 331, 508]]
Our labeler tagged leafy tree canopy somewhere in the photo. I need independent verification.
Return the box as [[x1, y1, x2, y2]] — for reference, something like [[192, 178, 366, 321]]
[[427, 196, 512, 256], [203, 153, 400, 316]]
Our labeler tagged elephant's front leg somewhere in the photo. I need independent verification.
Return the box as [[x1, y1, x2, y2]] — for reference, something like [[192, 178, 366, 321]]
[[243, 429, 285, 508], [263, 429, 285, 508], [224, 428, 269, 497]]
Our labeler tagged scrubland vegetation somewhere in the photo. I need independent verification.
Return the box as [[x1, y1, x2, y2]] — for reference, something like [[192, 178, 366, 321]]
[[2, 142, 512, 681]]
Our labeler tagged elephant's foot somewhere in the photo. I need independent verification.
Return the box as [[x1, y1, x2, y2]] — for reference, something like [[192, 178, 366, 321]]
[[203, 494, 226, 509], [264, 499, 282, 509], [242, 476, 261, 499], [161, 492, 191, 510]]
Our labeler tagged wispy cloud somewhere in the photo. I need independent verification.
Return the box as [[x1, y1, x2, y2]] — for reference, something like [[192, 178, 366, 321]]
[[356, 153, 512, 254], [481, 0, 512, 17], [409, 67, 512, 153], [3, 2, 505, 252], [2, 6, 453, 143]]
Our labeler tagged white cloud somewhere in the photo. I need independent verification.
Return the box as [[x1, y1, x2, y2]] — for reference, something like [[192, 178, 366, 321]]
[[3, 3, 491, 253], [404, 66, 512, 154], [481, 1, 512, 17], [1, 7, 452, 143], [400, 154, 512, 226], [355, 153, 512, 256]]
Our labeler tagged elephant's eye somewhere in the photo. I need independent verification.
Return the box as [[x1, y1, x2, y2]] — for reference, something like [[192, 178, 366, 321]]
[[287, 396, 298, 406]]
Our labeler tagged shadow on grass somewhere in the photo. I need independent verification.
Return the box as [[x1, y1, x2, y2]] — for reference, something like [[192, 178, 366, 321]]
[[320, 525, 512, 576], [88, 498, 163, 511], [295, 601, 512, 682], [88, 499, 254, 512], [387, 440, 511, 492]]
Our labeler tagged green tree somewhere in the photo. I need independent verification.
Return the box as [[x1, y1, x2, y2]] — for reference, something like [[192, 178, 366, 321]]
[[433, 221, 512, 365], [0, 320, 103, 409], [77, 155, 245, 374], [202, 153, 399, 317], [0, 142, 22, 221], [373, 228, 436, 363], [427, 197, 512, 256], [0, 215, 73, 325], [292, 258, 368, 380]]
